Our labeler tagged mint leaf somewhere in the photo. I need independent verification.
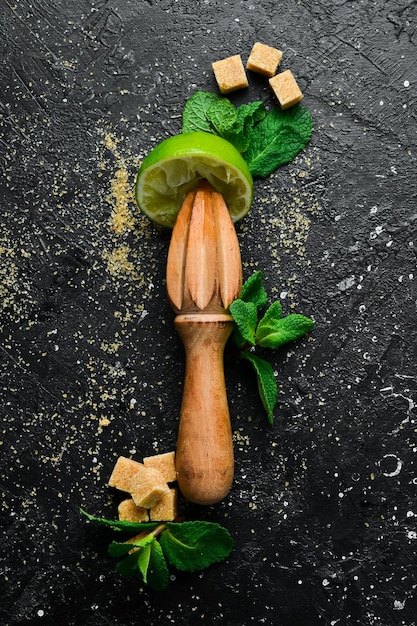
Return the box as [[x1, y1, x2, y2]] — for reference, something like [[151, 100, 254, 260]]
[[242, 352, 277, 424], [206, 99, 247, 153], [80, 509, 159, 534], [243, 105, 313, 178], [148, 539, 169, 591], [240, 270, 268, 309], [237, 101, 266, 133], [229, 299, 258, 348], [207, 99, 266, 153], [206, 98, 237, 134], [160, 521, 233, 571], [256, 312, 314, 349], [116, 548, 146, 577], [257, 300, 283, 324], [136, 543, 152, 583], [113, 537, 168, 590], [182, 90, 220, 133]]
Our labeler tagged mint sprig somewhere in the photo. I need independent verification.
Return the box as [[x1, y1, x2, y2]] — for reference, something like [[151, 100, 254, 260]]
[[229, 271, 314, 424], [182, 90, 312, 178], [81, 510, 233, 591]]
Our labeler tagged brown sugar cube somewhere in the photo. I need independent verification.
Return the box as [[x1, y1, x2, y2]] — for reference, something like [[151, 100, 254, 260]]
[[143, 451, 176, 483], [149, 487, 178, 522], [129, 465, 170, 509], [108, 456, 169, 508], [118, 498, 149, 523], [212, 54, 249, 94], [108, 456, 143, 493], [269, 69, 303, 109], [246, 42, 283, 77]]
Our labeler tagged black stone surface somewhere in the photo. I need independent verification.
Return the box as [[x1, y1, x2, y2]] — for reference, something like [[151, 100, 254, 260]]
[[1, 1, 416, 625]]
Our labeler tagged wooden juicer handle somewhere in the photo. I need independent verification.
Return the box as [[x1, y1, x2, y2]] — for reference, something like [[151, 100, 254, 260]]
[[166, 181, 242, 505]]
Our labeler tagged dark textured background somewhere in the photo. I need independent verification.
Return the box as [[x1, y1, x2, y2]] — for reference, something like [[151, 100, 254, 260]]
[[1, 1, 417, 625]]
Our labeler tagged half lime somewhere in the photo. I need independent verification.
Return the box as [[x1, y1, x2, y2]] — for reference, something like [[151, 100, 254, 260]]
[[135, 131, 253, 228]]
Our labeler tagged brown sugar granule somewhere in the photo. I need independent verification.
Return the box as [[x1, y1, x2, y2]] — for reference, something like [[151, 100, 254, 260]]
[[246, 42, 283, 77], [212, 54, 249, 94], [269, 69, 303, 109]]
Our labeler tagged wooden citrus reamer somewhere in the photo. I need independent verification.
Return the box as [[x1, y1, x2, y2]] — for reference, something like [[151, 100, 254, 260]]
[[166, 180, 242, 505]]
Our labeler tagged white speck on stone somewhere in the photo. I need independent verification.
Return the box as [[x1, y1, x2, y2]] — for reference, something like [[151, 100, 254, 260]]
[[140, 309, 149, 321], [336, 275, 355, 292], [370, 225, 385, 241], [404, 80, 410, 88], [37, 610, 45, 617], [393, 599, 406, 610]]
